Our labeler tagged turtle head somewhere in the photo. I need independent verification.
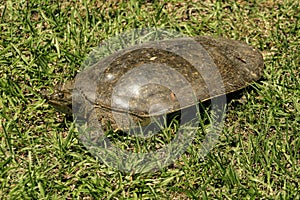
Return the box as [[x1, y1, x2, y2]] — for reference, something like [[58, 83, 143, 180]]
[[46, 80, 74, 115]]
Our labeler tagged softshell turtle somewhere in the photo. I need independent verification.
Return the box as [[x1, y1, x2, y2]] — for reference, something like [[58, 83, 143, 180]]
[[48, 36, 264, 131]]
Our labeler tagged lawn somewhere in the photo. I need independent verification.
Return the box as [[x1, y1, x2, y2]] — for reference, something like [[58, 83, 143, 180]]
[[0, 0, 299, 199]]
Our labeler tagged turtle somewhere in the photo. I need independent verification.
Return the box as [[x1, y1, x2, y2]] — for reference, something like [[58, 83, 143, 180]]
[[47, 36, 264, 131]]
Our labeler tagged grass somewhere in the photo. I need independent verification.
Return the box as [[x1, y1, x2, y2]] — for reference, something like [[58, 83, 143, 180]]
[[0, 0, 299, 199]]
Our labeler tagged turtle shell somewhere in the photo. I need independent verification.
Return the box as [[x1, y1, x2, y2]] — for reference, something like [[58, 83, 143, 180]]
[[60, 36, 264, 130]]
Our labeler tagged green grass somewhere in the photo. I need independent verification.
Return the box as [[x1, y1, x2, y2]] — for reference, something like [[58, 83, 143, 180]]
[[1, 0, 299, 199]]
